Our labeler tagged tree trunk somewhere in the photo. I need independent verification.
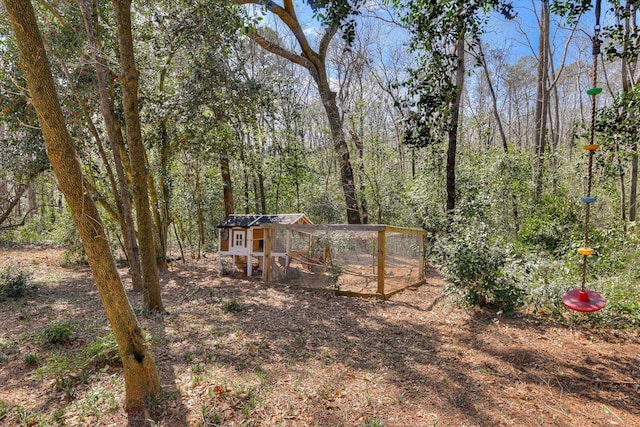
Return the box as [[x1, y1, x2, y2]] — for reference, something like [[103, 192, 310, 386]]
[[3, 0, 161, 411], [348, 117, 369, 224], [258, 170, 266, 214], [316, 74, 361, 223], [145, 158, 169, 270], [533, 0, 550, 200], [478, 42, 508, 152], [157, 119, 171, 265], [447, 37, 465, 213], [78, 0, 143, 292], [154, 53, 175, 268], [238, 3, 362, 223], [195, 168, 205, 259], [618, 153, 628, 224], [220, 150, 234, 216], [623, 1, 638, 222], [112, 0, 163, 312]]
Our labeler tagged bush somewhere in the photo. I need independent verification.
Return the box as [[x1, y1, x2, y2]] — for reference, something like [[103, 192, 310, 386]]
[[222, 298, 243, 313], [517, 194, 581, 255], [0, 268, 33, 302], [41, 322, 73, 345], [36, 332, 122, 398], [83, 332, 120, 367], [433, 217, 525, 314]]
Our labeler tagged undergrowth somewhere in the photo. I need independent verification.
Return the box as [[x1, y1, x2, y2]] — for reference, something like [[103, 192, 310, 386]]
[[0, 268, 34, 302]]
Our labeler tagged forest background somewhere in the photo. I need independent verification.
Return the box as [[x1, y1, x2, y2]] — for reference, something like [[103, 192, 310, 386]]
[[1, 0, 639, 333], [1, 0, 640, 422]]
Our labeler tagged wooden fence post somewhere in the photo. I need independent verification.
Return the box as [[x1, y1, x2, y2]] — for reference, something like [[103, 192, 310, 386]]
[[377, 229, 386, 295]]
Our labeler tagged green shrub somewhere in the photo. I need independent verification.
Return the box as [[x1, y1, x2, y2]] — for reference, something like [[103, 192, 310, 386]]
[[0, 268, 33, 302], [41, 322, 73, 345], [24, 353, 40, 366], [326, 264, 343, 291], [222, 298, 243, 313], [517, 194, 581, 255], [82, 332, 120, 366], [433, 218, 525, 314]]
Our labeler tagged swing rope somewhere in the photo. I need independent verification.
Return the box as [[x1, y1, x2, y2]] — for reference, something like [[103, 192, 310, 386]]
[[582, 10, 600, 292], [562, 0, 606, 312]]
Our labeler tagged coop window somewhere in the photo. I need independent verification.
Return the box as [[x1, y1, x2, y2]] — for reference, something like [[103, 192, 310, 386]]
[[233, 230, 245, 247]]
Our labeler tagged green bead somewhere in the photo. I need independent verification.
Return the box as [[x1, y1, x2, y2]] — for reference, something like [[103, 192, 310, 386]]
[[586, 87, 602, 96]]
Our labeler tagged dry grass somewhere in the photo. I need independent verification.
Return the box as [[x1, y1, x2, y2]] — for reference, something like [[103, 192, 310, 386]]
[[0, 244, 639, 426]]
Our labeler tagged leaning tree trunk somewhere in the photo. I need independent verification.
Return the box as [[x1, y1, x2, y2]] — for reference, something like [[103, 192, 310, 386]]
[[3, 0, 161, 411], [112, 0, 163, 312], [0, 184, 28, 227]]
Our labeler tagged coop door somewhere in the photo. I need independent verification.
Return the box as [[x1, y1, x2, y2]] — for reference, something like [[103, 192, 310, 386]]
[[233, 230, 245, 248]]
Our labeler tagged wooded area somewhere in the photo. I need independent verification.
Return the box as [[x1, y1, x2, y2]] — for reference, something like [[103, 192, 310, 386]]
[[0, 0, 639, 424]]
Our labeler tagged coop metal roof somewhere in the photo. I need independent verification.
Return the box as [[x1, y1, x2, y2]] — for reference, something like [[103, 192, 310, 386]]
[[216, 213, 310, 228]]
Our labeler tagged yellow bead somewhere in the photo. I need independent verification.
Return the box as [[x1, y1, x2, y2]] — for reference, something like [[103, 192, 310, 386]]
[[577, 247, 594, 256]]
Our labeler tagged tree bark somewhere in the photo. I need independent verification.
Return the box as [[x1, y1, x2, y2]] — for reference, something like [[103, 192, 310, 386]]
[[533, 0, 550, 200], [145, 156, 169, 270], [315, 72, 361, 224], [348, 116, 369, 224], [478, 42, 508, 152], [447, 37, 465, 213], [220, 150, 234, 216], [78, 0, 143, 292], [112, 0, 163, 312], [3, 0, 160, 411], [623, 0, 638, 222]]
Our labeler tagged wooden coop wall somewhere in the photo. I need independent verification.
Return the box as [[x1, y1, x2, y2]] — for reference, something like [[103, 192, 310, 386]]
[[261, 224, 426, 299]]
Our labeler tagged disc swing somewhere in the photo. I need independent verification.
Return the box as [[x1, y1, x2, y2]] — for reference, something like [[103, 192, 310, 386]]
[[562, 0, 606, 313]]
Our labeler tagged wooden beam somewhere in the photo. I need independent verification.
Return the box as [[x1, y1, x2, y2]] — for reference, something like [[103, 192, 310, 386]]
[[377, 230, 386, 295], [262, 223, 386, 232], [419, 234, 425, 281], [261, 223, 426, 236], [263, 228, 272, 282], [385, 226, 426, 236]]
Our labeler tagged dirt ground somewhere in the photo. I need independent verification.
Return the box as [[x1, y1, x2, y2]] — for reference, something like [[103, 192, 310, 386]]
[[0, 244, 638, 426]]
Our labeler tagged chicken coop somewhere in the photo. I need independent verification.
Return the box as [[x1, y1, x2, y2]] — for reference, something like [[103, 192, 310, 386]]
[[260, 223, 426, 299], [216, 213, 312, 277]]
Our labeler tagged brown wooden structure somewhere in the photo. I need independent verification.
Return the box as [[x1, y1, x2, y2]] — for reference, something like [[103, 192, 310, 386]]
[[216, 214, 311, 277], [260, 223, 426, 299]]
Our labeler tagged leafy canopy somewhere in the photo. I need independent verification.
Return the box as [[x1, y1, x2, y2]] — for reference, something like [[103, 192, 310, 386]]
[[397, 0, 514, 147]]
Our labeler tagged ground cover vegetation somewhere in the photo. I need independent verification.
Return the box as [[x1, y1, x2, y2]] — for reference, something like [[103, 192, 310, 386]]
[[0, 0, 639, 424]]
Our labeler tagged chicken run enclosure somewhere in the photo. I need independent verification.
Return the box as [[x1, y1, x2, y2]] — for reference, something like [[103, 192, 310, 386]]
[[255, 224, 426, 298]]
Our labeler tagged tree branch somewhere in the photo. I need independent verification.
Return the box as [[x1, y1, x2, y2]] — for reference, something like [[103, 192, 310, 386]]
[[246, 31, 314, 70], [0, 184, 28, 226], [233, 0, 320, 68], [0, 206, 39, 231], [319, 26, 338, 59]]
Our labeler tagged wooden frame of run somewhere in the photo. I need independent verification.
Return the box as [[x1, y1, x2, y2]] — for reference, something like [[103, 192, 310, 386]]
[[261, 223, 426, 299]]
